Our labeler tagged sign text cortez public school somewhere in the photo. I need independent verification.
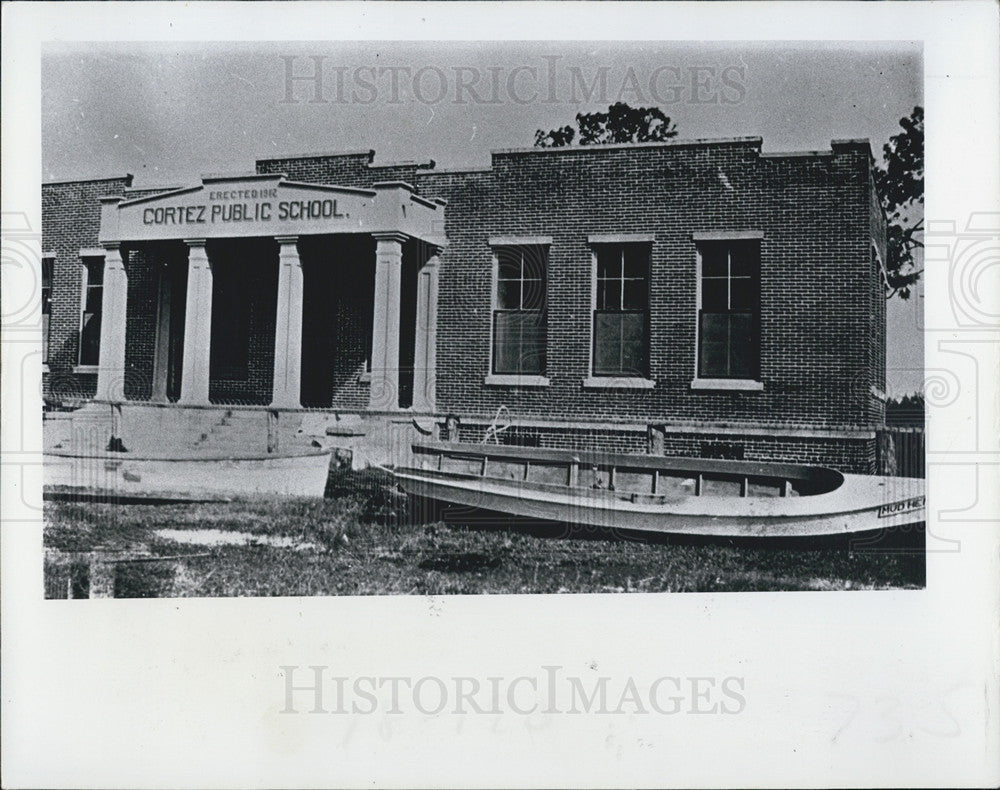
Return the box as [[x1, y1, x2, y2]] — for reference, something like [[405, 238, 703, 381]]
[[142, 189, 347, 226]]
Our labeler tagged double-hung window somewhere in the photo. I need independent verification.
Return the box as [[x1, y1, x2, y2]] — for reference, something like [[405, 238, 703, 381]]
[[42, 256, 53, 365], [697, 240, 760, 380], [593, 244, 650, 378], [79, 256, 104, 367], [492, 245, 547, 376]]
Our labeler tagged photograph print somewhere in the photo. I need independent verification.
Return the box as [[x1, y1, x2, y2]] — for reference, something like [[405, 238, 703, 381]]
[[40, 40, 926, 597]]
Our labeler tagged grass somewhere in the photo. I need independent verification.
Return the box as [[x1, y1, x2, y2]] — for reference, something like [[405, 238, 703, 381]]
[[44, 469, 925, 597]]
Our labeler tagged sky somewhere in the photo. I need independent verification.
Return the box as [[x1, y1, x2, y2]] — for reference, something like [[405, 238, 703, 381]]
[[42, 40, 924, 395]]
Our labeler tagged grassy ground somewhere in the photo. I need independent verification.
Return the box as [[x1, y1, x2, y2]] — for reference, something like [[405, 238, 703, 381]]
[[44, 469, 925, 597]]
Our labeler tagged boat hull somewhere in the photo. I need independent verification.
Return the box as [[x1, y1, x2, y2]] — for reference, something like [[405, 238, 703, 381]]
[[395, 469, 925, 538], [44, 449, 333, 501]]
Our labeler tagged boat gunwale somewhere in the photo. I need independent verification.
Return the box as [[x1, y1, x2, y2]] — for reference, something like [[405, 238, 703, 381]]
[[413, 442, 843, 490], [44, 448, 333, 462]]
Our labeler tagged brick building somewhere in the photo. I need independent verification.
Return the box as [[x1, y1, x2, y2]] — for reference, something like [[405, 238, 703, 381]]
[[42, 136, 888, 472]]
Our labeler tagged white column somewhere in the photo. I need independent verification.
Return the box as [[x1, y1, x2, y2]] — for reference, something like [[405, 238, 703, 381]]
[[178, 239, 214, 406], [271, 236, 304, 409], [411, 248, 441, 412], [368, 233, 406, 410], [95, 243, 128, 401], [150, 261, 172, 403]]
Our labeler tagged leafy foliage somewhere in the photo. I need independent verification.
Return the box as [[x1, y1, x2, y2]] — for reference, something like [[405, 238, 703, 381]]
[[534, 102, 678, 148], [874, 106, 924, 299], [885, 392, 925, 428]]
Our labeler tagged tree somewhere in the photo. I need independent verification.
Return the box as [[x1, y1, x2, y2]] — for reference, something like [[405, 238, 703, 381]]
[[534, 102, 678, 148], [874, 106, 923, 299], [885, 391, 924, 428]]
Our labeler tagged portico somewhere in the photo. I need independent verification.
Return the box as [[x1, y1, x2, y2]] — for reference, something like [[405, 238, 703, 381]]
[[96, 174, 446, 412]]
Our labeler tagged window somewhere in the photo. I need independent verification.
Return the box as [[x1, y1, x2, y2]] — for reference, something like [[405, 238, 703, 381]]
[[79, 257, 104, 366], [593, 244, 649, 377], [697, 240, 760, 379], [492, 246, 547, 376], [42, 256, 53, 364]]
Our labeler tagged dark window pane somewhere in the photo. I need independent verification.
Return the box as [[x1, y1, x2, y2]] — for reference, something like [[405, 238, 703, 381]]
[[698, 312, 728, 377], [85, 259, 104, 286], [42, 262, 52, 313], [85, 286, 103, 314], [700, 244, 728, 277], [519, 318, 546, 374], [494, 312, 545, 375], [622, 278, 648, 310], [593, 313, 620, 375], [729, 312, 754, 343], [618, 313, 646, 375], [699, 341, 727, 378], [497, 249, 521, 280], [594, 311, 647, 376], [730, 241, 760, 276], [596, 246, 621, 279], [520, 247, 547, 281], [623, 244, 649, 279], [521, 278, 545, 311], [497, 280, 521, 309], [701, 278, 728, 311], [729, 277, 758, 310], [699, 312, 758, 378], [700, 311, 728, 342], [597, 277, 621, 311], [80, 313, 101, 366], [730, 336, 755, 379]]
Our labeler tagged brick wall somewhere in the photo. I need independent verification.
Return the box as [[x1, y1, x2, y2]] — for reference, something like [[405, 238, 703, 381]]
[[418, 140, 880, 434], [42, 175, 133, 402], [252, 139, 883, 440]]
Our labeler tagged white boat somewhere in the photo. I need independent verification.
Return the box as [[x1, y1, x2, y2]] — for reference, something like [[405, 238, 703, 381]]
[[44, 447, 333, 501], [395, 442, 925, 538]]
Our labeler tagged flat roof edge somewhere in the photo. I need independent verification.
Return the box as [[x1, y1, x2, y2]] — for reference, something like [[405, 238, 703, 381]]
[[43, 174, 134, 187], [256, 148, 375, 163], [491, 136, 764, 157]]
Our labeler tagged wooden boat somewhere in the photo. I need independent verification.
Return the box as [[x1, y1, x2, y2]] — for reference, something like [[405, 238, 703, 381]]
[[44, 447, 333, 501], [394, 442, 926, 538]]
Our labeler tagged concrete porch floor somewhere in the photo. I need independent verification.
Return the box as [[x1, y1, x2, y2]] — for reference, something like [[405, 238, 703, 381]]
[[44, 402, 438, 470]]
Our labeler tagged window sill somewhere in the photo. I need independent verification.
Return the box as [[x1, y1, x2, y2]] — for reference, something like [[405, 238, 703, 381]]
[[583, 376, 655, 390], [484, 374, 550, 387], [358, 371, 372, 383], [690, 378, 764, 391], [72, 365, 99, 374], [42, 364, 50, 374]]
